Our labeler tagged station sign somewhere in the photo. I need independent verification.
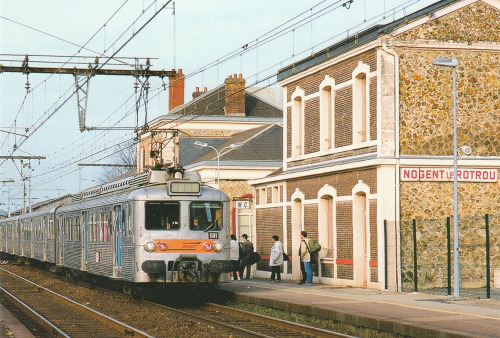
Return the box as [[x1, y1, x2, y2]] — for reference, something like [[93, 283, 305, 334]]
[[235, 200, 250, 209], [401, 168, 498, 182]]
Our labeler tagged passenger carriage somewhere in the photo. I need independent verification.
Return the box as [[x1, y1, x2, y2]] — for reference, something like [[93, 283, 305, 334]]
[[0, 169, 233, 294]]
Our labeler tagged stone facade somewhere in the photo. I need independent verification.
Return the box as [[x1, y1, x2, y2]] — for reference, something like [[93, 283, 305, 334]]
[[395, 1, 500, 290], [252, 0, 500, 291]]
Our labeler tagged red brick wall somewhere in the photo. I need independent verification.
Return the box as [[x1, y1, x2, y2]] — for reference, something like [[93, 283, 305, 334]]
[[286, 106, 292, 158], [286, 168, 377, 200], [286, 145, 376, 169], [369, 77, 377, 141], [303, 204, 318, 239], [336, 201, 353, 260], [255, 207, 283, 271], [224, 74, 246, 116], [285, 51, 378, 102], [370, 199, 378, 262], [304, 97, 320, 154], [284, 50, 378, 165], [335, 86, 353, 147]]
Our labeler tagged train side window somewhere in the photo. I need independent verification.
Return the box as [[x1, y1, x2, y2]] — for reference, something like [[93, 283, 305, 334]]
[[90, 214, 94, 242], [145, 202, 180, 230], [190, 202, 223, 231], [103, 212, 109, 242], [121, 207, 127, 236], [75, 216, 80, 241], [97, 212, 102, 242], [128, 203, 133, 235]]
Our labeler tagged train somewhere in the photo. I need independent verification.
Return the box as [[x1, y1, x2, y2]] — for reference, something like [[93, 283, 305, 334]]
[[0, 168, 233, 296]]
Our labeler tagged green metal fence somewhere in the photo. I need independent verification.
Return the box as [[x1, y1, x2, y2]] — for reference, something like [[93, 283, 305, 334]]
[[400, 214, 500, 298]]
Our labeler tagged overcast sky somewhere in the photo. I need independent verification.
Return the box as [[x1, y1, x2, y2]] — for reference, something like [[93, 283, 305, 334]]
[[0, 0, 436, 210]]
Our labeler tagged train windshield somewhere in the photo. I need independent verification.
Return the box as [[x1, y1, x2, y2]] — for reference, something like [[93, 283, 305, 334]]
[[145, 202, 180, 230], [190, 202, 223, 232]]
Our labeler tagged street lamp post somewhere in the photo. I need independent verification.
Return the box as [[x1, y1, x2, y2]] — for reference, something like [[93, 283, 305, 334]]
[[432, 57, 459, 297], [194, 141, 244, 189]]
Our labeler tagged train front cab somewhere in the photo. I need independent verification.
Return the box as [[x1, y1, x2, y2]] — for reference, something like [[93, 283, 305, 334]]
[[131, 184, 233, 290]]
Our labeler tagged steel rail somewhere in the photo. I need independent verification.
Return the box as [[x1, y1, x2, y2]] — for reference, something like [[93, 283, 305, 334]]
[[205, 302, 355, 338], [0, 268, 153, 338], [0, 286, 70, 337], [143, 300, 272, 338]]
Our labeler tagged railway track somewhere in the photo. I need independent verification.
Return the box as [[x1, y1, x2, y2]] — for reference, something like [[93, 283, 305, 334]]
[[149, 301, 354, 338], [1, 264, 355, 337], [0, 268, 152, 338]]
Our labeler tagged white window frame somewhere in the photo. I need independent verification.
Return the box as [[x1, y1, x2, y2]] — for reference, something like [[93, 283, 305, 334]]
[[291, 87, 305, 158], [320, 76, 335, 151], [352, 62, 370, 145]]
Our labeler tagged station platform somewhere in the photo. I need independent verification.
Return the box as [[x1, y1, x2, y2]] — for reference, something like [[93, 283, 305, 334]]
[[219, 279, 500, 337], [0, 303, 34, 338]]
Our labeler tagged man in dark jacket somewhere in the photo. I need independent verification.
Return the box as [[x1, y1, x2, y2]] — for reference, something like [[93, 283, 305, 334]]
[[239, 234, 254, 279]]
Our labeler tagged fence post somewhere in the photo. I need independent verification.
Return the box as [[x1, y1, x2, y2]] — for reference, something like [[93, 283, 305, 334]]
[[485, 214, 490, 299], [384, 220, 388, 290], [447, 217, 451, 296], [413, 219, 418, 292]]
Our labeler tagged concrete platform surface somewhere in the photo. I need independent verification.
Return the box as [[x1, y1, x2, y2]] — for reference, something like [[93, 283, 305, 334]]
[[0, 303, 34, 338], [219, 279, 500, 337]]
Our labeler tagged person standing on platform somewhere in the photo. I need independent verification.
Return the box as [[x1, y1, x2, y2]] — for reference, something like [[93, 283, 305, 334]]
[[269, 235, 284, 282], [230, 234, 240, 280], [239, 234, 254, 279], [299, 231, 312, 285], [298, 244, 307, 285]]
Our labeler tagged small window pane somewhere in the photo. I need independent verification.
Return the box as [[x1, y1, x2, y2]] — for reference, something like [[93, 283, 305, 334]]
[[190, 202, 223, 231], [145, 202, 180, 230]]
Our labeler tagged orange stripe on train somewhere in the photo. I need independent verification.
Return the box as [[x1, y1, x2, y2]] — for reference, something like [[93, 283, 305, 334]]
[[152, 239, 217, 253]]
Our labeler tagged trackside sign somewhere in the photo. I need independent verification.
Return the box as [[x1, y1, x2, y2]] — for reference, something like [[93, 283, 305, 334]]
[[401, 168, 498, 182]]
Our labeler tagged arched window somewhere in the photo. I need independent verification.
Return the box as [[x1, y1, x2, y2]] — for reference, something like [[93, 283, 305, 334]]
[[291, 87, 305, 157], [352, 181, 370, 287], [318, 184, 337, 259], [353, 62, 370, 144], [320, 76, 335, 151]]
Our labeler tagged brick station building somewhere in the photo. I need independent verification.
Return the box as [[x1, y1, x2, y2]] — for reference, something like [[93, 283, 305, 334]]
[[250, 0, 500, 290]]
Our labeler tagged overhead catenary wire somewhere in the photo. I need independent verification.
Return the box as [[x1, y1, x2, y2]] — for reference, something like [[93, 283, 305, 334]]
[[0, 0, 165, 151], [5, 0, 431, 202], [28, 0, 419, 187], [0, 0, 173, 167]]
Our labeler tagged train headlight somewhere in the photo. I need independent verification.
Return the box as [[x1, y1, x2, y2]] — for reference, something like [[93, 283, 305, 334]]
[[144, 241, 157, 253], [212, 242, 223, 253], [158, 242, 167, 251], [203, 242, 212, 251]]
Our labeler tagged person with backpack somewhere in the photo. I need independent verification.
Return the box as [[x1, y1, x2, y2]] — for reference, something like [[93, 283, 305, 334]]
[[239, 234, 254, 279], [299, 231, 313, 285]]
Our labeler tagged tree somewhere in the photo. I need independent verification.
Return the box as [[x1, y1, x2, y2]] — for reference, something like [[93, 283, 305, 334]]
[[96, 140, 137, 184]]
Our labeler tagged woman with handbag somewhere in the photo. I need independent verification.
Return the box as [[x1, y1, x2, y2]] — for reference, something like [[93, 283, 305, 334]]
[[269, 235, 284, 282]]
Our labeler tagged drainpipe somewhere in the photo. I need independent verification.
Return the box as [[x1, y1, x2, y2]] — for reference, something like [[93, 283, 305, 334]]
[[382, 42, 401, 291]]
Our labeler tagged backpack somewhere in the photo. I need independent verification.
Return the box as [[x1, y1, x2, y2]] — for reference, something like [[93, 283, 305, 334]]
[[307, 239, 321, 255], [248, 252, 261, 265]]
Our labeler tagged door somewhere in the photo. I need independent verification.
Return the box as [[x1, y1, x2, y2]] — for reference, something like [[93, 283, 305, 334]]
[[57, 216, 64, 265], [113, 205, 123, 277], [81, 211, 88, 270]]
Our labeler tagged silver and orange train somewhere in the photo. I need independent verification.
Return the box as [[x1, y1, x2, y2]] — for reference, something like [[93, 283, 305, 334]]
[[0, 169, 232, 295]]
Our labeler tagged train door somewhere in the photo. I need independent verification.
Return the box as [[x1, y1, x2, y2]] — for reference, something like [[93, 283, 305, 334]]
[[112, 205, 123, 278], [43, 217, 48, 261], [30, 220, 34, 258], [81, 211, 88, 270], [57, 216, 64, 265], [20, 221, 24, 256]]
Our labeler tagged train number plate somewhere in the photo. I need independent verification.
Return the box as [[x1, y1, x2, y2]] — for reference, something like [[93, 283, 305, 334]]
[[208, 232, 218, 239]]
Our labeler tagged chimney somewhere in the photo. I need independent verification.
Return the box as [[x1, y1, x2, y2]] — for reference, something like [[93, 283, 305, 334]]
[[224, 73, 246, 116], [192, 86, 208, 100], [169, 69, 185, 111]]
